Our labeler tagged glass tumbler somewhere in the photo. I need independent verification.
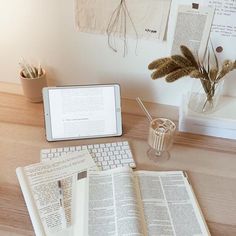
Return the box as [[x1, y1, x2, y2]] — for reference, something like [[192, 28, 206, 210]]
[[147, 118, 176, 162]]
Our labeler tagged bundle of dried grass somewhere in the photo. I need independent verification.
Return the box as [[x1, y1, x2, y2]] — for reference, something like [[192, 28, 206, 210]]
[[148, 45, 236, 111], [149, 45, 200, 82]]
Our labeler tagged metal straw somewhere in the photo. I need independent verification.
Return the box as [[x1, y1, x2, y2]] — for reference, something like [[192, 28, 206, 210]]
[[136, 97, 153, 122]]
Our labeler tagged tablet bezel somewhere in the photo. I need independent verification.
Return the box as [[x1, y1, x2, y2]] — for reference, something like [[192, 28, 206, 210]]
[[42, 84, 122, 141]]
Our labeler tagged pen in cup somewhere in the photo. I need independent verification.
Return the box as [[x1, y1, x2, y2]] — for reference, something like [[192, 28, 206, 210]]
[[57, 180, 67, 229]]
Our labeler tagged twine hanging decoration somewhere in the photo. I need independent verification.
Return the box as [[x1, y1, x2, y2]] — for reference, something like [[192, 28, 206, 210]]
[[106, 0, 138, 56]]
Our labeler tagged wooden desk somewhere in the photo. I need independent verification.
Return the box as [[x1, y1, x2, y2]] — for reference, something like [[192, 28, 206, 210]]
[[0, 84, 236, 236]]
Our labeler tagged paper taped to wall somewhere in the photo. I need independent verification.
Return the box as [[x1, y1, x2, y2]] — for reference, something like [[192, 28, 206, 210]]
[[171, 4, 215, 60], [205, 0, 236, 60], [75, 0, 171, 41]]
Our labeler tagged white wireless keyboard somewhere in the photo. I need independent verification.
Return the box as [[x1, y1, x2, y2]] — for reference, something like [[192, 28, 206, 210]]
[[40, 141, 136, 170]]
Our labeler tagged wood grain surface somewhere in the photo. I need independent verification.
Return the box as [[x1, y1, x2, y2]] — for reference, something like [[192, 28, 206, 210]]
[[0, 83, 236, 235]]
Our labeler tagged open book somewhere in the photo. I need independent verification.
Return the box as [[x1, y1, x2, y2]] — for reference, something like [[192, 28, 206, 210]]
[[16, 150, 96, 236], [74, 167, 210, 236]]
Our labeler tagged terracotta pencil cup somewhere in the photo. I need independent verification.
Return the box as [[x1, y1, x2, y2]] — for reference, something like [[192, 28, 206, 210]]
[[20, 69, 47, 103]]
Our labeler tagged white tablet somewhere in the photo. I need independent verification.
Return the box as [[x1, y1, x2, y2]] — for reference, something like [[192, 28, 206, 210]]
[[42, 84, 122, 141]]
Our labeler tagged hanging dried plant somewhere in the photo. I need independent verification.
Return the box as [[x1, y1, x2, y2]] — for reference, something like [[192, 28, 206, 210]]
[[106, 0, 138, 57]]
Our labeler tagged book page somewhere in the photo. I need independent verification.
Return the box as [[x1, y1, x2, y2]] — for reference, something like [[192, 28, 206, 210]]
[[17, 150, 96, 235], [136, 171, 210, 236], [171, 5, 214, 60], [75, 167, 145, 236]]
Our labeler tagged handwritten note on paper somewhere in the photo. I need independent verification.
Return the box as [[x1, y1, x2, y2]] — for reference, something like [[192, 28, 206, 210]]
[[206, 0, 236, 59]]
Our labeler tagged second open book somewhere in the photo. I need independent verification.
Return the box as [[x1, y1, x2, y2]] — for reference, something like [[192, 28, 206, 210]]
[[73, 167, 210, 236]]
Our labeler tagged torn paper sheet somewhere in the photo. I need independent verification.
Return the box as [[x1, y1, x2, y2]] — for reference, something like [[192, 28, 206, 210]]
[[75, 0, 171, 41], [171, 4, 215, 60]]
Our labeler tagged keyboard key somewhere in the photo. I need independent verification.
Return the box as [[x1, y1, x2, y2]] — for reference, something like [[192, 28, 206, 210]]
[[41, 154, 48, 159], [103, 166, 110, 170], [102, 161, 108, 166], [96, 153, 101, 157], [41, 149, 51, 154], [126, 150, 132, 156], [122, 145, 129, 150], [120, 159, 132, 164]]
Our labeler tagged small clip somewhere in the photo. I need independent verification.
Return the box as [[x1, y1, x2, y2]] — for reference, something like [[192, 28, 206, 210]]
[[192, 3, 199, 9]]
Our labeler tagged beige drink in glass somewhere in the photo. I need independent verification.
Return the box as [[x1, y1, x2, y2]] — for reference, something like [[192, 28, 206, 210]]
[[147, 118, 176, 162]]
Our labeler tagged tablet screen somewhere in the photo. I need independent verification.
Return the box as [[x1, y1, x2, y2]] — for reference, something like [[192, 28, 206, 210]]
[[43, 85, 122, 141]]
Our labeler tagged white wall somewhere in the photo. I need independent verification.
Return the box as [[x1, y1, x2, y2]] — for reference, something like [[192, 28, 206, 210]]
[[0, 0, 235, 106]]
